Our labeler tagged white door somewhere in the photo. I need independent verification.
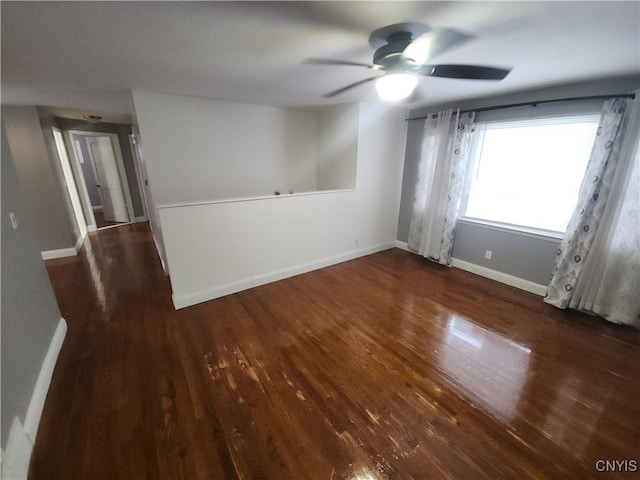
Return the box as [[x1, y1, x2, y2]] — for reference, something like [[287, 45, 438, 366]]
[[89, 137, 129, 223]]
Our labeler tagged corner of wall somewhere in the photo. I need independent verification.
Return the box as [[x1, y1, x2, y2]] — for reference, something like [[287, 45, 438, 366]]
[[1, 317, 67, 480]]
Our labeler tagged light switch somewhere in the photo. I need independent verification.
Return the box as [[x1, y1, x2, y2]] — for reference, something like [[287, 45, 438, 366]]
[[9, 212, 18, 230]]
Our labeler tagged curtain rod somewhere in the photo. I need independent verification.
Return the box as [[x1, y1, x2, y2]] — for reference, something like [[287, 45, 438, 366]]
[[405, 92, 636, 121]]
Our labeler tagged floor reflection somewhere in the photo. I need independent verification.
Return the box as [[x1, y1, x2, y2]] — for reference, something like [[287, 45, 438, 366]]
[[82, 237, 107, 312], [438, 315, 531, 422], [542, 372, 611, 456]]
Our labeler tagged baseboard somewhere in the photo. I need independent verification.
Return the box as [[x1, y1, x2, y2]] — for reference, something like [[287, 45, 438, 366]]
[[41, 247, 77, 260], [151, 234, 169, 276], [1, 417, 32, 480], [172, 242, 396, 309], [91, 206, 103, 212], [134, 216, 148, 223], [74, 233, 86, 253], [2, 318, 66, 480], [23, 317, 67, 442], [395, 240, 546, 297], [87, 224, 97, 232], [394, 240, 410, 252], [451, 258, 547, 296]]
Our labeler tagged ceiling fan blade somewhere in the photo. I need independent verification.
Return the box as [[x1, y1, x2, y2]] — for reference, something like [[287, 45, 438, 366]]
[[402, 28, 472, 65], [304, 58, 375, 69], [417, 64, 511, 80], [322, 76, 379, 98]]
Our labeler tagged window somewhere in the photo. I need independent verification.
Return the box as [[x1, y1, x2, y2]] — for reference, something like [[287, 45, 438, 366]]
[[460, 115, 600, 234]]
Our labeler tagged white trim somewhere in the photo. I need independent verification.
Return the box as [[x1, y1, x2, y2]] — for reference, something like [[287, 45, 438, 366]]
[[96, 222, 133, 231], [157, 188, 356, 210], [2, 318, 67, 480], [129, 134, 148, 218], [52, 128, 88, 240], [395, 240, 547, 296], [23, 318, 67, 442], [172, 242, 395, 309], [457, 217, 563, 242], [394, 240, 410, 252], [74, 233, 85, 253], [41, 248, 77, 260], [1, 417, 32, 480], [63, 131, 97, 231], [134, 215, 148, 223], [152, 234, 168, 275], [451, 258, 547, 296], [91, 206, 103, 212]]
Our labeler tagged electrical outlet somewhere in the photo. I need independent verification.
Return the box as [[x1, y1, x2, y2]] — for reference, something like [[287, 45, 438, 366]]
[[9, 212, 18, 230], [484, 250, 492, 260]]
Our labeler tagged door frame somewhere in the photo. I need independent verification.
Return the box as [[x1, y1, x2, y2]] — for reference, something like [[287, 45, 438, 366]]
[[63, 130, 136, 230], [52, 127, 88, 243], [129, 134, 148, 221], [86, 136, 129, 223]]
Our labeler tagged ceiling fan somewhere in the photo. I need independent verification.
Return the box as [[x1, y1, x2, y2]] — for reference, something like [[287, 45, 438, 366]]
[[306, 22, 511, 101]]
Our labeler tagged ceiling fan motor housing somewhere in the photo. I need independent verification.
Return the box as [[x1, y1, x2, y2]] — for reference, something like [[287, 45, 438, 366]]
[[373, 31, 414, 68]]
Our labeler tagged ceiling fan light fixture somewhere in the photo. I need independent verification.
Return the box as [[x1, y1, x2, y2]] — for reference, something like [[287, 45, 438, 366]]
[[375, 73, 418, 101]]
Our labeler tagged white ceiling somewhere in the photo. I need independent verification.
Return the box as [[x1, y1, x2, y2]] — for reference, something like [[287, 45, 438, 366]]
[[2, 1, 639, 116]]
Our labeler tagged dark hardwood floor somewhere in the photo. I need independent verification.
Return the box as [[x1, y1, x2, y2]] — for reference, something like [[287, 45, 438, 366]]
[[93, 209, 126, 229], [32, 223, 640, 479]]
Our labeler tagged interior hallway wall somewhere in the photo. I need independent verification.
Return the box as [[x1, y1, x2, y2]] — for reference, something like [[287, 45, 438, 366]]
[[2, 106, 77, 251], [1, 122, 62, 449]]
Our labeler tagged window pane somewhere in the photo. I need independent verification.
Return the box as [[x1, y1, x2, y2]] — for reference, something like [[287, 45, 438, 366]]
[[464, 118, 599, 233]]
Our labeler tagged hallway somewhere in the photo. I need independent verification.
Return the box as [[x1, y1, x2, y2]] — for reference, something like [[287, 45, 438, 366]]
[[31, 224, 640, 479]]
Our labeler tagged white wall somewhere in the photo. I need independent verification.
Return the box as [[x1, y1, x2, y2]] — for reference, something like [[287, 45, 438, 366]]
[[132, 91, 319, 204], [158, 103, 408, 308], [317, 104, 358, 190]]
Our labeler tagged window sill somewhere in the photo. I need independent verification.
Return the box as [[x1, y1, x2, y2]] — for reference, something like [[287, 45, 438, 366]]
[[457, 217, 564, 242]]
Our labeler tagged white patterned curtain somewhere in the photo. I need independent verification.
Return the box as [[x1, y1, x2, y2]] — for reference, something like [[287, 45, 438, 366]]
[[545, 94, 640, 327], [408, 110, 476, 264]]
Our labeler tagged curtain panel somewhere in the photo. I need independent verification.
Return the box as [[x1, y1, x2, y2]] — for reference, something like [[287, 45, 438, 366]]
[[545, 95, 640, 327], [408, 110, 475, 265]]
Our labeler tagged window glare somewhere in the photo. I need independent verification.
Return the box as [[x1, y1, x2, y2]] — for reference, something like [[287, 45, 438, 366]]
[[464, 119, 599, 233]]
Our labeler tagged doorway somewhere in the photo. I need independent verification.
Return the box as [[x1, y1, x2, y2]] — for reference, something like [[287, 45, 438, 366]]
[[63, 130, 143, 231]]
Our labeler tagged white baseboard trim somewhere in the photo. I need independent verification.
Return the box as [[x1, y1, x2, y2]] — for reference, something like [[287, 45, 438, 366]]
[[395, 239, 546, 297], [172, 242, 396, 309], [152, 234, 169, 276], [87, 224, 97, 232], [23, 317, 67, 442], [74, 233, 86, 253], [2, 318, 66, 479], [451, 258, 547, 296], [91, 206, 103, 212], [41, 247, 77, 260], [394, 240, 410, 252], [1, 417, 32, 480], [134, 216, 148, 223]]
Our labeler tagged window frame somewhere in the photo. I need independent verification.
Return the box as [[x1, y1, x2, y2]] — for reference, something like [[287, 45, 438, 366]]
[[458, 113, 601, 238]]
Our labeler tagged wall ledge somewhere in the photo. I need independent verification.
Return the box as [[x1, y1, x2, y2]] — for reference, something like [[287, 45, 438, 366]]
[[157, 188, 355, 210]]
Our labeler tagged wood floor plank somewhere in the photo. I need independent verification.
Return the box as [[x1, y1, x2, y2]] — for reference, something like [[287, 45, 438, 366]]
[[30, 224, 640, 479]]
